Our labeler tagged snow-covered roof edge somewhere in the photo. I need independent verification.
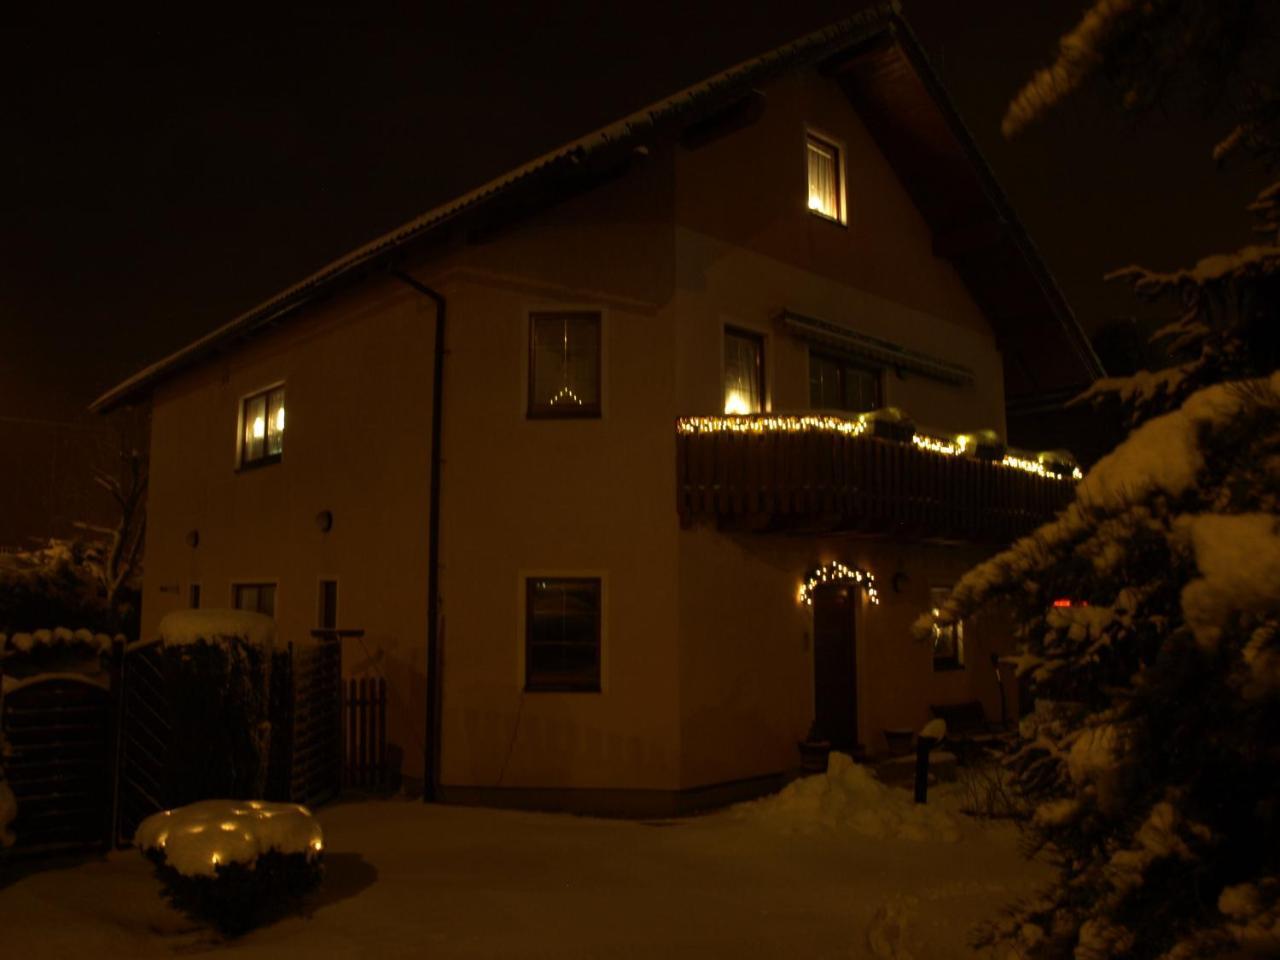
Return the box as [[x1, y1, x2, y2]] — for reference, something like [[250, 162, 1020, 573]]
[[883, 15, 1104, 390], [92, 2, 1098, 412], [92, 5, 898, 413]]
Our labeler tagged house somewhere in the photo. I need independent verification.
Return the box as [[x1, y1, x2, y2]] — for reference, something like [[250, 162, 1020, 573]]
[[93, 5, 1102, 815]]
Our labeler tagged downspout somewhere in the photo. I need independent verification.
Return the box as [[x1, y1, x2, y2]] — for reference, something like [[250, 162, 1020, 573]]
[[391, 269, 445, 803]]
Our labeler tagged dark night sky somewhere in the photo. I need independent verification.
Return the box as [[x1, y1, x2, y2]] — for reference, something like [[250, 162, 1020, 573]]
[[4, 2, 1272, 426]]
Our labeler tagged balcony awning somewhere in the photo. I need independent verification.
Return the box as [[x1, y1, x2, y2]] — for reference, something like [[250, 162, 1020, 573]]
[[779, 310, 974, 386]]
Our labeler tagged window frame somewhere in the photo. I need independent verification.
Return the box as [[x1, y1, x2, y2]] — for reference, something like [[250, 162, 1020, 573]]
[[808, 349, 883, 413], [805, 129, 847, 225], [722, 325, 767, 415], [317, 578, 339, 631], [232, 581, 278, 618], [526, 311, 603, 420], [523, 575, 603, 693], [188, 583, 201, 609], [238, 384, 286, 470], [929, 586, 965, 672]]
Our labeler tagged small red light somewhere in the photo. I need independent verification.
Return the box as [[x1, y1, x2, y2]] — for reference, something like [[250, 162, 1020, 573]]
[[1052, 598, 1072, 607]]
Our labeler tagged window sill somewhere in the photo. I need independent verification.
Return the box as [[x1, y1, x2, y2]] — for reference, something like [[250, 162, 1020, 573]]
[[526, 408, 602, 421], [808, 210, 848, 228], [237, 454, 283, 473]]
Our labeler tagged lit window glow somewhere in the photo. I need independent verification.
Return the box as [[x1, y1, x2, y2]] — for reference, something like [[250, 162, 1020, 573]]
[[723, 389, 752, 415], [251, 416, 265, 439], [806, 134, 842, 222]]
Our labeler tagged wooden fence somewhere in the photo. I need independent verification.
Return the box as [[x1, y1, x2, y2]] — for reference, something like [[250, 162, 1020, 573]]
[[1, 631, 352, 857], [343, 677, 390, 790]]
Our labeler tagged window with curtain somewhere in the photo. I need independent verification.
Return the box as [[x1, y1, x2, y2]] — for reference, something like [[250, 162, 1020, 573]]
[[241, 385, 285, 467], [525, 577, 601, 692], [806, 132, 843, 223], [809, 352, 881, 413], [723, 328, 764, 415], [528, 312, 601, 418]]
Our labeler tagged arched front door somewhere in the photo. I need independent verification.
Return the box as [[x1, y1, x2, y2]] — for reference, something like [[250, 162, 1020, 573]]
[[812, 582, 857, 751]]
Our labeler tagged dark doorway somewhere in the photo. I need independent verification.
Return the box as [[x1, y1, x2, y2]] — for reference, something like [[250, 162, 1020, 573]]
[[812, 583, 857, 750]]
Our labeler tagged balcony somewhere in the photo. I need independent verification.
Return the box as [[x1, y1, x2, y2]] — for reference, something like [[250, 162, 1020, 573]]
[[675, 413, 1078, 543]]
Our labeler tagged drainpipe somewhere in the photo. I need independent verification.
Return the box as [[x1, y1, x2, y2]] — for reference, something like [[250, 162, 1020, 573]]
[[391, 269, 445, 803]]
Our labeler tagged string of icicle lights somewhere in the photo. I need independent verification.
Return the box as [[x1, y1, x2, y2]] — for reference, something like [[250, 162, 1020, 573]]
[[797, 561, 880, 606], [676, 414, 1083, 482]]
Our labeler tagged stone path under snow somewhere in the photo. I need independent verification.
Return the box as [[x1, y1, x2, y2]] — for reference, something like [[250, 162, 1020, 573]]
[[0, 779, 1049, 959]]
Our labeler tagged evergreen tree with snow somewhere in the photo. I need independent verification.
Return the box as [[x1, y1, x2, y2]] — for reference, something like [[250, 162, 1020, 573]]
[[921, 3, 1280, 957]]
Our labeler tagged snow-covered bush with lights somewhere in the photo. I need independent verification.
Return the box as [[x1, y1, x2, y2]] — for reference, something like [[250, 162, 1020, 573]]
[[136, 799, 324, 934]]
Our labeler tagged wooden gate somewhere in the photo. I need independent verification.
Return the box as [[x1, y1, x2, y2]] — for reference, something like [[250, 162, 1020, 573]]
[[343, 677, 389, 790], [289, 636, 342, 808], [113, 640, 170, 844], [2, 674, 116, 855]]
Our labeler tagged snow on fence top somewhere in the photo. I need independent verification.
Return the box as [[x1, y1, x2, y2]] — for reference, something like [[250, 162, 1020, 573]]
[[157, 609, 276, 650], [135, 799, 323, 877], [0, 628, 121, 657]]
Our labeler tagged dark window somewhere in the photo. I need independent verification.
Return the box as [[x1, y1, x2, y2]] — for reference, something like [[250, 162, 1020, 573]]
[[806, 133, 843, 222], [318, 580, 338, 630], [528, 312, 601, 418], [525, 577, 601, 692], [809, 352, 881, 413], [724, 328, 765, 414], [233, 582, 277, 618], [929, 586, 964, 671], [241, 385, 285, 468], [189, 583, 201, 609]]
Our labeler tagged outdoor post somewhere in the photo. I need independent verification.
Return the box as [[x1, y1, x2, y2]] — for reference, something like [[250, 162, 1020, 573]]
[[914, 718, 947, 805]]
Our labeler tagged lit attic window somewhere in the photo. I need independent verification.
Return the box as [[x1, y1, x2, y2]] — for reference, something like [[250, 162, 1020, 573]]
[[806, 132, 844, 223]]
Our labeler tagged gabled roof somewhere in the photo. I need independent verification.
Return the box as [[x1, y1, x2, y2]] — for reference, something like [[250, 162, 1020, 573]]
[[92, 2, 1102, 414]]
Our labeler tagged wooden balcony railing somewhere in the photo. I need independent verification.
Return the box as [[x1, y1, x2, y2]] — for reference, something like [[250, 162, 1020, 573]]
[[675, 415, 1077, 543]]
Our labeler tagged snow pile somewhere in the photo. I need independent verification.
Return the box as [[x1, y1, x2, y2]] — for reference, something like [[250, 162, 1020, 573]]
[[731, 753, 960, 842], [135, 800, 323, 878], [1178, 513, 1280, 648], [157, 609, 275, 650]]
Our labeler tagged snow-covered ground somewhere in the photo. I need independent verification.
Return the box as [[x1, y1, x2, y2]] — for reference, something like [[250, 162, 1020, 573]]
[[0, 769, 1049, 959]]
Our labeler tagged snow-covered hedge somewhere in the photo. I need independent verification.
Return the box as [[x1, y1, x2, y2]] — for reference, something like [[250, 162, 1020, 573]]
[[136, 800, 324, 934], [0, 539, 134, 636], [151, 610, 288, 805]]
